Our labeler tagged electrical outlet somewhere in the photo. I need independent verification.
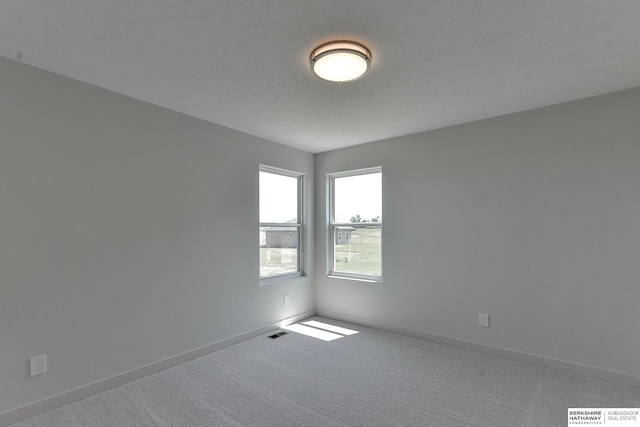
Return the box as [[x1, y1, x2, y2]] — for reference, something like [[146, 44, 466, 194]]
[[479, 313, 489, 327], [30, 355, 46, 377], [283, 294, 290, 306]]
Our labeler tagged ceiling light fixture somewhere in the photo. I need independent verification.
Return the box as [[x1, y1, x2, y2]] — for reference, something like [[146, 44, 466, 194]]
[[310, 41, 371, 83]]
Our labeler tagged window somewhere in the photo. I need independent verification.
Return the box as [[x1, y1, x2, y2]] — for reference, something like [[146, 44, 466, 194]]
[[329, 168, 382, 282], [259, 167, 303, 282]]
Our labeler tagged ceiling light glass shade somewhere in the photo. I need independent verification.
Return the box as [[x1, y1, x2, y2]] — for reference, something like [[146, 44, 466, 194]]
[[310, 41, 371, 82]]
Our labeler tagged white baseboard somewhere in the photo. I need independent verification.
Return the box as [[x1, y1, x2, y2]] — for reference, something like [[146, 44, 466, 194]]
[[0, 310, 315, 427], [316, 309, 640, 390]]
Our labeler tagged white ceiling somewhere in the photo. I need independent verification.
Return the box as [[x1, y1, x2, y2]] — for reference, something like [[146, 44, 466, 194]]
[[1, 1, 639, 153]]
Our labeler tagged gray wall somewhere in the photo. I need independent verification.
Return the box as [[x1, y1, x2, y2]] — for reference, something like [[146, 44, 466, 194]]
[[315, 88, 640, 379], [0, 57, 314, 414]]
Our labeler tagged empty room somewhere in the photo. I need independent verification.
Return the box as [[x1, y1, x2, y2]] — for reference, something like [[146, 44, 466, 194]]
[[1, 2, 639, 426]]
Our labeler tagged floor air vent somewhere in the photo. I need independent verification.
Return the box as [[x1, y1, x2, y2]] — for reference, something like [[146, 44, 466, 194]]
[[267, 331, 288, 340]]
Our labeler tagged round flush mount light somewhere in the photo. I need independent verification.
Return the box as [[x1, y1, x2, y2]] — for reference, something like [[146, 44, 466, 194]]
[[310, 41, 371, 83]]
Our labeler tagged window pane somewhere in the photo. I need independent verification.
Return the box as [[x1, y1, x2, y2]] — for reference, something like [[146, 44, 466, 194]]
[[334, 173, 381, 224], [260, 226, 299, 277], [333, 226, 381, 277], [259, 171, 298, 223]]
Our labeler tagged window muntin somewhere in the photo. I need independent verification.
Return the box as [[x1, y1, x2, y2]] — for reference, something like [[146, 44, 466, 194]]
[[329, 168, 382, 281], [259, 168, 303, 281]]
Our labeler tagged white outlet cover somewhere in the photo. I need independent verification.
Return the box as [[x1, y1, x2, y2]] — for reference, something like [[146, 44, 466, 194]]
[[283, 294, 290, 306], [479, 313, 490, 327], [30, 355, 46, 377]]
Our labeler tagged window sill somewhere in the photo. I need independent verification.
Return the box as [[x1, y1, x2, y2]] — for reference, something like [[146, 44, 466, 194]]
[[260, 272, 303, 286], [328, 274, 382, 284]]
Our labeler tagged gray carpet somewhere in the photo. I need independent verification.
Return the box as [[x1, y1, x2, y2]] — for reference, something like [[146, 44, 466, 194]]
[[11, 317, 640, 427]]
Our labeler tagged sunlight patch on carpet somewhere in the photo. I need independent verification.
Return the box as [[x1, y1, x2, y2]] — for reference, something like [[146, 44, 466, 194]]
[[283, 324, 343, 341], [302, 320, 359, 336]]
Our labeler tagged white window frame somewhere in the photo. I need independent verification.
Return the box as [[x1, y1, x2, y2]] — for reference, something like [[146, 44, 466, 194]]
[[259, 166, 304, 285], [328, 167, 382, 283]]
